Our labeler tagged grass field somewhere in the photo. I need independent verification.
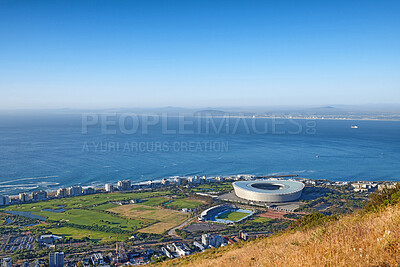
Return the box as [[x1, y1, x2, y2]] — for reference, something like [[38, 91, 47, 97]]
[[0, 191, 204, 241], [48, 226, 120, 242], [141, 197, 170, 207], [252, 217, 272, 223], [191, 182, 233, 193], [216, 211, 249, 222], [88, 203, 118, 211], [1, 191, 171, 212], [0, 191, 173, 242], [39, 208, 150, 229], [164, 198, 205, 209], [109, 204, 188, 234]]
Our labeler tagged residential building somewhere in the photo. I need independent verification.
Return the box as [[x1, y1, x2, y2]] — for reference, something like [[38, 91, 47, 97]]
[[173, 243, 190, 257], [352, 182, 377, 193], [39, 234, 62, 245], [0, 195, 10, 206], [49, 252, 64, 267], [239, 231, 249, 240], [56, 188, 67, 198], [147, 180, 154, 188], [31, 190, 47, 201], [19, 192, 29, 202], [68, 186, 82, 196], [2, 258, 12, 267], [105, 183, 114, 192], [117, 180, 131, 191], [55, 252, 64, 267], [212, 235, 224, 248], [201, 234, 211, 247], [174, 177, 186, 185], [166, 244, 175, 252], [83, 187, 95, 194], [49, 253, 54, 267], [201, 234, 225, 248], [193, 241, 205, 251], [188, 176, 201, 185], [161, 247, 173, 259], [378, 182, 398, 191], [91, 253, 104, 265]]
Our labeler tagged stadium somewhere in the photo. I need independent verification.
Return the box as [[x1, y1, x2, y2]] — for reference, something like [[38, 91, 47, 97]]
[[233, 180, 305, 202], [198, 205, 254, 224]]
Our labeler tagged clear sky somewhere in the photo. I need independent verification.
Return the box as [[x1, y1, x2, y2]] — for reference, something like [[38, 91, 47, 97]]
[[1, 0, 400, 109]]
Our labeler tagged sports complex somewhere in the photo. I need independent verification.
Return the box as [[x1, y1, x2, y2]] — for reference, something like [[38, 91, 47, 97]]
[[233, 180, 305, 202], [198, 205, 254, 224]]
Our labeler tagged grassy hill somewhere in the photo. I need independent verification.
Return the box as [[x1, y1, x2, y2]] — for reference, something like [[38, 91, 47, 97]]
[[159, 186, 400, 267]]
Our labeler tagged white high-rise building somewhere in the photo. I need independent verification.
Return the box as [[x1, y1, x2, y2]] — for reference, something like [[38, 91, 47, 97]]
[[19, 193, 28, 202], [117, 180, 131, 191], [68, 186, 82, 196], [56, 188, 67, 198], [201, 234, 211, 247], [105, 183, 114, 192]]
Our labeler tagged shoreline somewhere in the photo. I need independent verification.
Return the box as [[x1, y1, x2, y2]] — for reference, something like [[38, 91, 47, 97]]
[[2, 174, 400, 197], [2, 173, 399, 199]]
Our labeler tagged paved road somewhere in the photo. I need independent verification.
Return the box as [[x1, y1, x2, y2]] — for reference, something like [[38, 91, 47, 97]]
[[168, 216, 197, 237]]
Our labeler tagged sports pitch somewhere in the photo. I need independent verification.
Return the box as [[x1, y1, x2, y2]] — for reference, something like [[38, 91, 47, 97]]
[[216, 210, 251, 222]]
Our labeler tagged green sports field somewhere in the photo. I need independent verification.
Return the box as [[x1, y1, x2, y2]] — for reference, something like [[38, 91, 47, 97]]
[[216, 211, 250, 222], [163, 198, 205, 209]]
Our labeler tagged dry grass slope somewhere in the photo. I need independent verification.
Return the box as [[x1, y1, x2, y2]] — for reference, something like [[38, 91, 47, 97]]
[[160, 204, 400, 267]]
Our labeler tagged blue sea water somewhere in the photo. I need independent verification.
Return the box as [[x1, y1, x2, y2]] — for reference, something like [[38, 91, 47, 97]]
[[0, 113, 399, 195]]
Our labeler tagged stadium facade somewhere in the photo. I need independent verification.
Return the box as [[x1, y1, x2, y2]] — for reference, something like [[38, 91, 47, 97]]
[[198, 205, 235, 222], [233, 180, 304, 202]]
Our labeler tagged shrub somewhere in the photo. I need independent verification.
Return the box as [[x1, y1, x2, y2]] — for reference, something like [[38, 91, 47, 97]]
[[293, 213, 338, 230], [365, 183, 400, 212]]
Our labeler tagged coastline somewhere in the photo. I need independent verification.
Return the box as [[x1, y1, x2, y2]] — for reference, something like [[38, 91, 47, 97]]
[[2, 173, 398, 199]]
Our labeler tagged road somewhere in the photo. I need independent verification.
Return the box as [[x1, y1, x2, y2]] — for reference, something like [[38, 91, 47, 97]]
[[168, 216, 197, 237]]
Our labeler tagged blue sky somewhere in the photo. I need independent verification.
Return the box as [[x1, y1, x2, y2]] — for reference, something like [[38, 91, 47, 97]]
[[1, 0, 399, 109]]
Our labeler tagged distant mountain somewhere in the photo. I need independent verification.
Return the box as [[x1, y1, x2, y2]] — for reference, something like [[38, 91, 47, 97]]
[[194, 109, 229, 116]]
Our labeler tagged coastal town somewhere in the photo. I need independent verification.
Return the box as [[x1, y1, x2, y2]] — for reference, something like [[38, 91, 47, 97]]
[[0, 175, 397, 266]]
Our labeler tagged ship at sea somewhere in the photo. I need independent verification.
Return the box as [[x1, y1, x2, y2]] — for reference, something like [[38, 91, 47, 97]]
[[351, 125, 359, 129]]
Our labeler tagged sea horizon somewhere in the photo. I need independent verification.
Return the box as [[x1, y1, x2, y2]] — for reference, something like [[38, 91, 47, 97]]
[[1, 113, 399, 195]]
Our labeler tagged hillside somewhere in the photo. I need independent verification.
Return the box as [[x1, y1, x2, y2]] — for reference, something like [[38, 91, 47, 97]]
[[159, 196, 400, 266]]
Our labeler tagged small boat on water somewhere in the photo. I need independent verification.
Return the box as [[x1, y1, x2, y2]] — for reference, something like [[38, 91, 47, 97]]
[[351, 125, 359, 129]]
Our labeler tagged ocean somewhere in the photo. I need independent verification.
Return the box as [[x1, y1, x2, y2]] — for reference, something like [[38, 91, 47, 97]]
[[0, 113, 399, 195]]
